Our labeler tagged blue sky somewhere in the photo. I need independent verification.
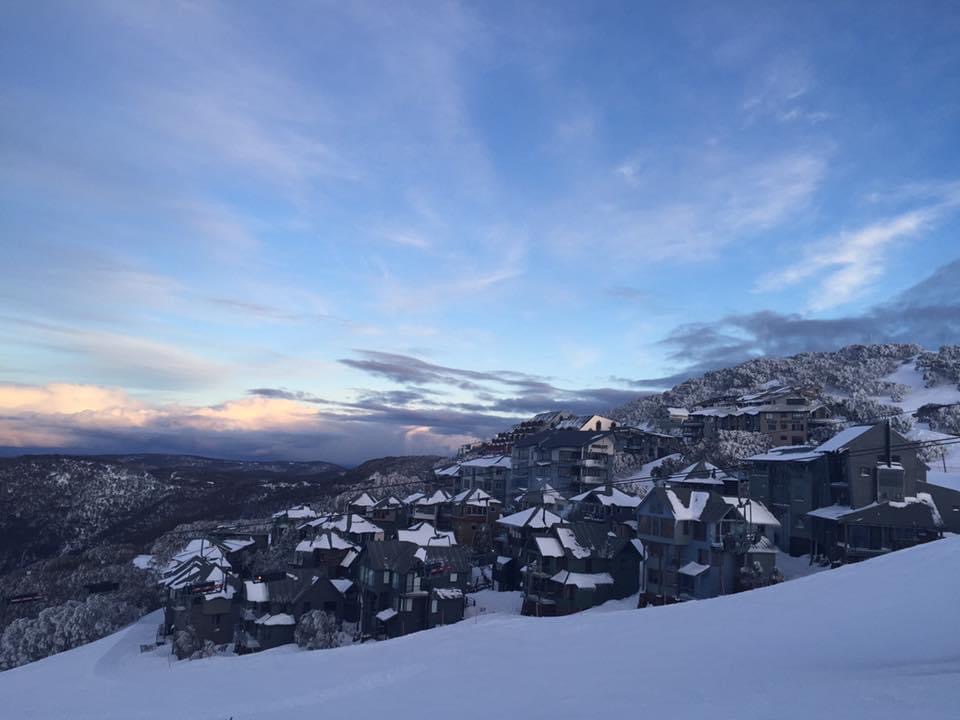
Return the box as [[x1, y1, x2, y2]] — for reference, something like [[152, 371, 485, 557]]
[[1, 1, 959, 463]]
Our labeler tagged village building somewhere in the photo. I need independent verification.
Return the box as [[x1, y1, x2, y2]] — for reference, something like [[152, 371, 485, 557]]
[[521, 521, 644, 616], [510, 430, 616, 497], [513, 484, 568, 514], [158, 554, 242, 657], [746, 422, 940, 558], [635, 487, 781, 603], [356, 541, 470, 639], [456, 455, 512, 502], [447, 487, 502, 548], [493, 506, 564, 591], [292, 529, 359, 575], [236, 572, 358, 653], [411, 489, 452, 527]]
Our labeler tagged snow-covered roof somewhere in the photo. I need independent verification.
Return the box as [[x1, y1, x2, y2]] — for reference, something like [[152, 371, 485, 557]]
[[255, 613, 296, 626], [397, 522, 457, 547], [167, 539, 232, 570], [630, 539, 645, 556], [806, 504, 856, 520], [340, 549, 359, 568], [376, 608, 397, 622], [815, 425, 873, 453], [434, 464, 461, 477], [460, 455, 512, 469], [403, 491, 426, 505], [678, 561, 710, 577], [747, 446, 823, 463], [497, 507, 563, 529], [244, 581, 270, 603], [433, 588, 464, 600], [329, 579, 354, 595], [417, 489, 452, 506], [272, 505, 317, 520], [748, 536, 778, 554], [569, 486, 642, 508], [495, 555, 512, 567], [665, 489, 712, 521], [295, 532, 357, 553], [723, 497, 781, 527], [555, 527, 591, 559], [451, 487, 501, 506], [301, 514, 383, 536], [534, 536, 564, 558], [549, 571, 614, 589], [349, 492, 378, 507], [671, 461, 733, 486]]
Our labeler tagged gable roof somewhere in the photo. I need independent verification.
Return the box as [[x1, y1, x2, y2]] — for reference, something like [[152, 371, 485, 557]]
[[722, 497, 781, 527], [498, 506, 563, 530], [669, 461, 733, 486], [397, 521, 457, 547], [349, 492, 379, 508], [451, 487, 501, 506], [553, 522, 631, 560], [569, 486, 642, 508], [300, 513, 383, 536], [515, 484, 566, 506], [640, 487, 733, 523], [362, 541, 471, 574], [416, 489, 452, 506], [815, 425, 874, 453], [460, 455, 512, 469], [295, 530, 358, 553], [272, 504, 318, 521]]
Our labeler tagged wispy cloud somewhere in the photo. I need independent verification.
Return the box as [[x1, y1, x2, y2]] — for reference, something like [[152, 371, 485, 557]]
[[755, 181, 960, 310]]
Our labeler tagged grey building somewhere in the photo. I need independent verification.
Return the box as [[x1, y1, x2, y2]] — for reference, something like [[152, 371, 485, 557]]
[[747, 422, 934, 557], [635, 487, 781, 603], [511, 430, 616, 496], [356, 541, 470, 639], [522, 521, 643, 616]]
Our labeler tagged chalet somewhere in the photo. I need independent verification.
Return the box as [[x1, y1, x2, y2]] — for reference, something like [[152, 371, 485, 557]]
[[568, 485, 642, 524], [917, 473, 960, 534], [237, 572, 358, 653], [271, 505, 319, 543], [635, 487, 781, 603], [411, 489, 452, 527], [347, 492, 379, 517], [493, 506, 563, 591], [447, 487, 502, 548], [521, 521, 643, 616], [369, 495, 408, 538], [292, 529, 359, 575], [514, 484, 568, 514], [158, 556, 241, 657], [356, 541, 471, 639]]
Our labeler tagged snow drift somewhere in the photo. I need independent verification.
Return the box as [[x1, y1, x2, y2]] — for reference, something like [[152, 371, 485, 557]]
[[2, 537, 959, 719]]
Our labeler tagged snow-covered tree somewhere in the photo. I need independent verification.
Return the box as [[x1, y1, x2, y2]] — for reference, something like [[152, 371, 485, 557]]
[[295, 610, 350, 650], [0, 595, 139, 670]]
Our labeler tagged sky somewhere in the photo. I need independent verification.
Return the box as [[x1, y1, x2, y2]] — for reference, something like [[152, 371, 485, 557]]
[[1, 1, 959, 464]]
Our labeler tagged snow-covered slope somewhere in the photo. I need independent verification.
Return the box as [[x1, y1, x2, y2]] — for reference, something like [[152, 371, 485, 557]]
[[3, 537, 960, 720]]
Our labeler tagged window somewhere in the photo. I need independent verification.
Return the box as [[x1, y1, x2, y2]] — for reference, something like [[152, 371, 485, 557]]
[[431, 598, 438, 613], [450, 573, 458, 582], [401, 598, 413, 612]]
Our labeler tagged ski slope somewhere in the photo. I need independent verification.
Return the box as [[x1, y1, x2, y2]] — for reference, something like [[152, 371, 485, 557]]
[[2, 538, 959, 720]]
